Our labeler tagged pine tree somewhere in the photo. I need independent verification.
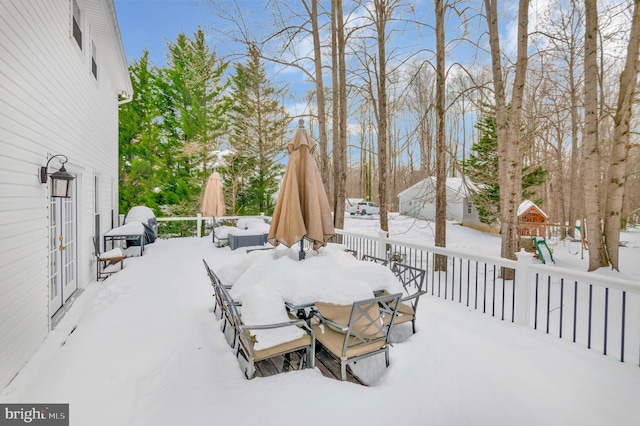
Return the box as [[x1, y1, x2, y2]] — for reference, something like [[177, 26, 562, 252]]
[[225, 44, 290, 215], [462, 105, 547, 226], [118, 50, 165, 215], [157, 28, 231, 215]]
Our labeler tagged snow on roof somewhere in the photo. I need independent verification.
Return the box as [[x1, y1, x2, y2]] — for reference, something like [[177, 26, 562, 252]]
[[518, 200, 548, 218]]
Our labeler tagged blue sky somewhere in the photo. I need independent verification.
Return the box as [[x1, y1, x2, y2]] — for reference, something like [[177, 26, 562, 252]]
[[115, 0, 215, 67], [114, 0, 312, 117]]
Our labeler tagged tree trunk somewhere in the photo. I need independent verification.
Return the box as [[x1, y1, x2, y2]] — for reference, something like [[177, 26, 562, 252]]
[[484, 0, 529, 270], [434, 0, 447, 271], [308, 0, 331, 190], [603, 0, 640, 270], [332, 0, 347, 230], [568, 33, 579, 239], [582, 0, 609, 270], [375, 0, 391, 234], [331, 0, 340, 226]]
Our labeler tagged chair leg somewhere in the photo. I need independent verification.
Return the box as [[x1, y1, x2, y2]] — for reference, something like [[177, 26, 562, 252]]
[[308, 342, 315, 369], [412, 319, 416, 334], [340, 362, 347, 381], [385, 347, 390, 368]]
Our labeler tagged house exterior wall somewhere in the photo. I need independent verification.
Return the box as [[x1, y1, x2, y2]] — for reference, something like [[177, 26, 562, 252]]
[[461, 198, 498, 232], [0, 0, 131, 390], [398, 177, 466, 222]]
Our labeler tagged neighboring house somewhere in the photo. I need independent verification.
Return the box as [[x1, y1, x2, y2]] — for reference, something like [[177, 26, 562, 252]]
[[398, 177, 494, 232], [0, 0, 132, 390]]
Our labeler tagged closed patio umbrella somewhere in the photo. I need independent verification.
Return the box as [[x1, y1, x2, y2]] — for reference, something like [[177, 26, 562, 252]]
[[268, 119, 335, 259], [202, 172, 226, 217]]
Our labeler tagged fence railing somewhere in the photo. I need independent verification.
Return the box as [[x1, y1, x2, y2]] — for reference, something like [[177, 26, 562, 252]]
[[332, 228, 640, 366], [154, 214, 270, 238]]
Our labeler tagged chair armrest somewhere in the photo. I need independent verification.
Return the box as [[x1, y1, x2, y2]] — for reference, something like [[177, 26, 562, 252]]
[[401, 289, 428, 303], [310, 310, 349, 332], [240, 319, 312, 333], [285, 301, 316, 311]]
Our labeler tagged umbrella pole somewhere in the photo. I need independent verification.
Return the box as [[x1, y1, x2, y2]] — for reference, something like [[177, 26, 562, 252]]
[[299, 239, 305, 261]]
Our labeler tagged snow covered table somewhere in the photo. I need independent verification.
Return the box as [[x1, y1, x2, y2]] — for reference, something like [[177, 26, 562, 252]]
[[104, 221, 147, 256]]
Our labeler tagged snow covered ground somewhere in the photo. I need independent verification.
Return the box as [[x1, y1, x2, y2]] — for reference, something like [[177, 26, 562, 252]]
[[1, 214, 639, 426]]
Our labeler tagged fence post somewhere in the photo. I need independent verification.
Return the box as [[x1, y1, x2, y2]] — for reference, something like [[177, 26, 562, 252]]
[[377, 230, 387, 260], [515, 249, 534, 326], [196, 213, 202, 238]]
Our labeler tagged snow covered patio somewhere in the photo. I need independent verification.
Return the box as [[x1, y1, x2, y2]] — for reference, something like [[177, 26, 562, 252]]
[[2, 235, 640, 426]]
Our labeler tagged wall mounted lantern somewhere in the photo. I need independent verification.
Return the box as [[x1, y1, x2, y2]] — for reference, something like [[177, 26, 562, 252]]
[[40, 154, 75, 198]]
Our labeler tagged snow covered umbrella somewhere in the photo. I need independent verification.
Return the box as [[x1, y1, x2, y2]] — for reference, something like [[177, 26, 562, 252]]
[[268, 119, 335, 260], [201, 171, 226, 217]]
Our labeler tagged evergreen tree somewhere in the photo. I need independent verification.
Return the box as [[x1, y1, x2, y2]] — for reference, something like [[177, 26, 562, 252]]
[[226, 44, 290, 215], [157, 27, 231, 215], [118, 50, 165, 215], [462, 105, 547, 226]]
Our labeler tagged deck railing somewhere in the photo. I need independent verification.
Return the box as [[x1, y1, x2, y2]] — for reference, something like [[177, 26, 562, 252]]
[[154, 214, 269, 238], [333, 228, 640, 366], [144, 215, 640, 366]]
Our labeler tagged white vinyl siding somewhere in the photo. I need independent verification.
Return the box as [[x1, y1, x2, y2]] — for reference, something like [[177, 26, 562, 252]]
[[0, 0, 131, 390], [72, 0, 83, 50]]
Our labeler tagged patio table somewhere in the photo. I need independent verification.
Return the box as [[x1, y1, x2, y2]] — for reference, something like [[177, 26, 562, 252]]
[[224, 245, 406, 342], [104, 221, 146, 256]]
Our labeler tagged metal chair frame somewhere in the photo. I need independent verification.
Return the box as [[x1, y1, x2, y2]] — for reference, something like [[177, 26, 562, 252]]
[[361, 254, 389, 266], [389, 263, 427, 334], [94, 236, 124, 281], [312, 293, 401, 381]]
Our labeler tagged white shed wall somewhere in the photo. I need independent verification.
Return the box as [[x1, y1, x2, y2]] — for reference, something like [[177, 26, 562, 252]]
[[0, 0, 130, 390], [398, 178, 466, 222]]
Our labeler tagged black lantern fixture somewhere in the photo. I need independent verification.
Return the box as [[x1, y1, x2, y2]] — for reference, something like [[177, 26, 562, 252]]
[[40, 154, 75, 198]]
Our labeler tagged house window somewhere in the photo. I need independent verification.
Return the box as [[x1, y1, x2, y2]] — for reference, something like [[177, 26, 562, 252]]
[[467, 202, 473, 214], [72, 0, 82, 50], [91, 41, 98, 79]]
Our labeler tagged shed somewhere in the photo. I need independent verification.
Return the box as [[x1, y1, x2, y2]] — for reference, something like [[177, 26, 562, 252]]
[[0, 0, 132, 391], [398, 177, 497, 232], [398, 177, 469, 222], [518, 200, 548, 237]]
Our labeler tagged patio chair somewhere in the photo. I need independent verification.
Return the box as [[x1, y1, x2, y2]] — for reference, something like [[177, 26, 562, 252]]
[[218, 283, 244, 348], [362, 254, 389, 266], [311, 292, 402, 381], [344, 248, 358, 259], [225, 292, 315, 379], [383, 263, 427, 334], [202, 259, 233, 322], [211, 217, 238, 247], [93, 237, 124, 281]]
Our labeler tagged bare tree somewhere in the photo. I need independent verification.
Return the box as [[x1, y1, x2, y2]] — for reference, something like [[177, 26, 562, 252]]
[[435, 0, 447, 270], [582, 0, 609, 270], [604, 0, 640, 270], [331, 0, 348, 230], [484, 0, 530, 265], [302, 0, 331, 188]]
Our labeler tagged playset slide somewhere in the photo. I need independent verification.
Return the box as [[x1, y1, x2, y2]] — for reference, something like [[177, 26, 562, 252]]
[[533, 236, 555, 265]]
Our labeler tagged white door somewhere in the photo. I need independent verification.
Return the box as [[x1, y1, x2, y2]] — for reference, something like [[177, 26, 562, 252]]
[[49, 182, 78, 317]]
